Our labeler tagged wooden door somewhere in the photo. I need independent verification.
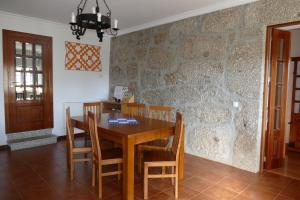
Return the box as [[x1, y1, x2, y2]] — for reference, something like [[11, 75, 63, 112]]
[[290, 57, 300, 149], [3, 30, 53, 133], [266, 29, 290, 169]]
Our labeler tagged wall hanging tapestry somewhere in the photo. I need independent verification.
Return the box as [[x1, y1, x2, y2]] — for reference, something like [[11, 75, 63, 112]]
[[65, 41, 101, 71]]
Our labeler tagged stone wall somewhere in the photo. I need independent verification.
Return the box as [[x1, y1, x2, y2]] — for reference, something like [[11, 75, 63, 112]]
[[109, 0, 300, 172]]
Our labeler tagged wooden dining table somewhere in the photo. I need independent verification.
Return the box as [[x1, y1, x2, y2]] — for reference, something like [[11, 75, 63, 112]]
[[71, 113, 184, 200]]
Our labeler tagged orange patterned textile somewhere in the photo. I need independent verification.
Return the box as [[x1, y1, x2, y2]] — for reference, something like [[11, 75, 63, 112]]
[[65, 41, 101, 71]]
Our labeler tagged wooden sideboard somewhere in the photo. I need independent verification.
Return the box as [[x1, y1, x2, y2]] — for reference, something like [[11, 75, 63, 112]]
[[101, 101, 121, 113]]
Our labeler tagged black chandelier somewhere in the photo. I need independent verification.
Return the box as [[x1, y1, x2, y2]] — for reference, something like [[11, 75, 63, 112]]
[[70, 0, 119, 42]]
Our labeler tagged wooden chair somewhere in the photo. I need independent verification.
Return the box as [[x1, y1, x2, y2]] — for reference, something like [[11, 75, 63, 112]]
[[83, 102, 102, 145], [148, 105, 173, 121], [66, 107, 92, 181], [143, 112, 184, 199], [83, 101, 102, 117], [137, 105, 174, 175], [122, 103, 146, 117], [88, 111, 123, 199]]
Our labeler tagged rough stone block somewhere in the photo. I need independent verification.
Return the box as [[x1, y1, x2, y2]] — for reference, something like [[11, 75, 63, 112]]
[[201, 7, 241, 32], [187, 124, 235, 165], [226, 39, 263, 99]]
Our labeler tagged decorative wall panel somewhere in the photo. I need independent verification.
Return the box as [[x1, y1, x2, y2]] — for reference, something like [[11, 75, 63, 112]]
[[65, 41, 101, 71]]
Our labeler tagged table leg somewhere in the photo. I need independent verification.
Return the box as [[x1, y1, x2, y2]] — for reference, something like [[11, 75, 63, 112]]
[[123, 137, 135, 200], [179, 126, 185, 180]]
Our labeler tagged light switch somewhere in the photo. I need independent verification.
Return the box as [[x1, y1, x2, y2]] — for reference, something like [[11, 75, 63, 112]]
[[233, 101, 239, 108]]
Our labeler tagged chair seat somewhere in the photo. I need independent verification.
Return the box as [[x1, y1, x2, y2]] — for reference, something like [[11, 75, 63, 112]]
[[101, 148, 122, 160], [144, 150, 176, 162]]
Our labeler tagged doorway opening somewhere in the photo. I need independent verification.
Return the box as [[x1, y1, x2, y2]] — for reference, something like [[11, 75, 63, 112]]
[[262, 21, 300, 180]]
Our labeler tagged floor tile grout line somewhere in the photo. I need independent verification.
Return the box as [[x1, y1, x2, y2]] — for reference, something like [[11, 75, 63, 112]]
[[199, 174, 231, 194], [8, 156, 32, 200], [272, 178, 294, 200], [232, 184, 252, 200]]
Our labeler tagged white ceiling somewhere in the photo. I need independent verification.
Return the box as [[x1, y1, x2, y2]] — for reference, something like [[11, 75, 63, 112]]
[[0, 0, 257, 34]]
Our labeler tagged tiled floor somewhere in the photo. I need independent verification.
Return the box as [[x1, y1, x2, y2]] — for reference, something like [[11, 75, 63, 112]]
[[268, 151, 300, 180], [0, 140, 300, 200]]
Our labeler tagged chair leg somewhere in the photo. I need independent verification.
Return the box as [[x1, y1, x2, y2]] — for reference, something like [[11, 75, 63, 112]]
[[98, 166, 102, 199], [84, 135, 89, 158], [117, 163, 121, 181], [175, 167, 178, 199], [66, 149, 70, 169], [92, 162, 96, 187], [171, 167, 174, 186], [144, 164, 149, 200], [138, 148, 143, 176], [69, 160, 74, 181]]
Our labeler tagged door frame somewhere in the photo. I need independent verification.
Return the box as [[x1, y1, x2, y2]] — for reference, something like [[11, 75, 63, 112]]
[[3, 29, 54, 133], [261, 21, 300, 172]]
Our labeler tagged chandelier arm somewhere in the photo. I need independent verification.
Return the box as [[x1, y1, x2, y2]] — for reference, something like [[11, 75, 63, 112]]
[[79, 0, 88, 12], [77, 0, 84, 9], [102, 0, 111, 16]]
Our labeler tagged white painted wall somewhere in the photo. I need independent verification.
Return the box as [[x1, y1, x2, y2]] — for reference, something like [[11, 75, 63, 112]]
[[285, 29, 300, 143], [0, 11, 111, 145]]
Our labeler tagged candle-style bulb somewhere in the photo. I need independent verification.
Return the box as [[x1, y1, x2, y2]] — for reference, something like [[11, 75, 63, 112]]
[[92, 7, 96, 14], [71, 12, 76, 23], [114, 19, 118, 29], [97, 13, 102, 22]]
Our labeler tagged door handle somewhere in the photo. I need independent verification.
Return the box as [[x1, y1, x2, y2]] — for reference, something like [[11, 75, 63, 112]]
[[288, 121, 293, 125]]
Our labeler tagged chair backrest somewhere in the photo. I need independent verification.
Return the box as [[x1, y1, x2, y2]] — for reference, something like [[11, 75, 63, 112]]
[[66, 107, 74, 149], [122, 103, 146, 117], [83, 102, 102, 117], [148, 105, 174, 121], [171, 112, 184, 162], [88, 111, 102, 162]]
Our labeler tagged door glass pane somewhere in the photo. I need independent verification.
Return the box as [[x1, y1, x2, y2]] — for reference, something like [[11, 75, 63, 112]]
[[275, 85, 282, 106], [273, 38, 285, 131], [295, 90, 300, 101], [16, 87, 24, 101], [15, 72, 24, 86], [296, 78, 300, 88], [35, 73, 43, 86], [36, 58, 42, 71], [25, 43, 33, 56], [276, 62, 284, 83], [35, 87, 43, 100], [297, 64, 300, 75], [25, 57, 33, 71], [25, 87, 34, 100], [25, 72, 33, 86], [277, 39, 284, 61], [35, 44, 42, 57], [274, 57, 284, 109], [294, 103, 300, 113], [15, 56, 23, 71], [14, 43, 44, 101], [274, 109, 281, 129], [15, 41, 23, 55]]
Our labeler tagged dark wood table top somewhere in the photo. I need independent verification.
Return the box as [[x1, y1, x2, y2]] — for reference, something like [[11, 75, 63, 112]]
[[72, 113, 175, 138]]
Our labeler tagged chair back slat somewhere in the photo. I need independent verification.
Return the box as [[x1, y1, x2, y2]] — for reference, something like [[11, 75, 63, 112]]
[[122, 103, 146, 117], [83, 102, 102, 117], [171, 112, 184, 161], [148, 105, 173, 121], [66, 107, 74, 149], [88, 111, 102, 162]]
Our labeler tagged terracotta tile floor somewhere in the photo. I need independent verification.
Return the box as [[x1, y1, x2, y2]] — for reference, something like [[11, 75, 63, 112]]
[[268, 151, 300, 180], [0, 140, 300, 200]]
